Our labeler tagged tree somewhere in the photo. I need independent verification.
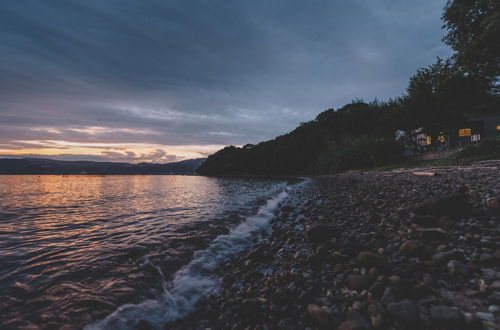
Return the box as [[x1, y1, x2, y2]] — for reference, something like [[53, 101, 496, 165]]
[[406, 58, 489, 146], [442, 0, 500, 82]]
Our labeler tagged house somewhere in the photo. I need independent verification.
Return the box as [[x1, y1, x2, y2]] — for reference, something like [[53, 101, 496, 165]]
[[396, 115, 499, 156], [465, 115, 500, 139]]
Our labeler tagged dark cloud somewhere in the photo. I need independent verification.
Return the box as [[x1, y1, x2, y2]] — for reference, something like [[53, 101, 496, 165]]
[[0, 0, 451, 159]]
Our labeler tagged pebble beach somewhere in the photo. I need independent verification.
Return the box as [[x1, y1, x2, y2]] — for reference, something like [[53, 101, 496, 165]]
[[164, 162, 500, 330]]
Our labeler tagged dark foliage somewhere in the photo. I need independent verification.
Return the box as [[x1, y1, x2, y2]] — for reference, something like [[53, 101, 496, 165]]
[[452, 137, 500, 160], [197, 100, 407, 175], [406, 57, 496, 143], [442, 0, 500, 82]]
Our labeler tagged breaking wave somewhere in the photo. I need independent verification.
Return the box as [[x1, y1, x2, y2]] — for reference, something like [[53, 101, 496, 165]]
[[86, 189, 289, 330]]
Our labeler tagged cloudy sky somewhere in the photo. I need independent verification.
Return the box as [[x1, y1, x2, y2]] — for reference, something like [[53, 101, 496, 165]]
[[0, 0, 451, 163]]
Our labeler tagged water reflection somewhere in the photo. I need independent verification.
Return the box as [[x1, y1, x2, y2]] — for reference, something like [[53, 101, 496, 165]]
[[0, 175, 286, 328]]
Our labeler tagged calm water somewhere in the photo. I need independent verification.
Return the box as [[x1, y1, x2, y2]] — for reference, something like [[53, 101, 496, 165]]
[[0, 175, 296, 329]]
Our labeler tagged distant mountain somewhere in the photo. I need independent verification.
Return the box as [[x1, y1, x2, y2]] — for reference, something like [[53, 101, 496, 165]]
[[0, 157, 206, 175]]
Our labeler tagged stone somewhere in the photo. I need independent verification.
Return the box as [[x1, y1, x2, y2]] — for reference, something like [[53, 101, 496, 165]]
[[387, 300, 419, 325], [430, 305, 463, 328], [475, 312, 496, 322], [345, 311, 372, 330], [432, 250, 464, 265], [410, 214, 437, 227], [367, 303, 385, 329], [488, 292, 500, 304], [489, 305, 500, 313], [490, 280, 500, 290], [399, 240, 424, 257], [347, 275, 373, 292], [479, 253, 496, 265], [336, 320, 368, 330], [416, 228, 447, 241], [447, 260, 467, 275], [306, 253, 323, 267], [380, 287, 396, 307], [357, 251, 389, 271], [306, 224, 337, 243], [278, 317, 300, 330], [315, 241, 332, 256], [369, 281, 385, 299], [135, 319, 152, 330], [306, 304, 335, 329], [413, 190, 470, 218]]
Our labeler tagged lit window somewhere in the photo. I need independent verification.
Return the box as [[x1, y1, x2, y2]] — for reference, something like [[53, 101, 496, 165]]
[[437, 135, 446, 143], [458, 128, 472, 137], [496, 125, 500, 131], [426, 136, 432, 145]]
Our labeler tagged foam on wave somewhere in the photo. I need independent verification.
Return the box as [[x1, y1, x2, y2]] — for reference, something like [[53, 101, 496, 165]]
[[86, 188, 289, 330]]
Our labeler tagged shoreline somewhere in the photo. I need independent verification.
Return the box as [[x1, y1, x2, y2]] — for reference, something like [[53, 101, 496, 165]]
[[163, 165, 500, 329]]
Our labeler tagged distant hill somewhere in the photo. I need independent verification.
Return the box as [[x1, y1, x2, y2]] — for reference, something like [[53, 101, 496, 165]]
[[0, 157, 206, 175]]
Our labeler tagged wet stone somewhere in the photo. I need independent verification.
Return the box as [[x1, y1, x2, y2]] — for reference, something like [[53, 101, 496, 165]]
[[447, 260, 467, 275], [306, 224, 337, 243], [387, 300, 419, 325], [430, 305, 464, 328], [347, 274, 373, 292]]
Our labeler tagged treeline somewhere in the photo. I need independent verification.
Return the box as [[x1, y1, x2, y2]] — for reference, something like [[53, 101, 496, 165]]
[[197, 0, 500, 175]]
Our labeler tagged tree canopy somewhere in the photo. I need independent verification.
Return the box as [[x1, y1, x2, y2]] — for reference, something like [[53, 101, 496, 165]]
[[442, 0, 500, 81]]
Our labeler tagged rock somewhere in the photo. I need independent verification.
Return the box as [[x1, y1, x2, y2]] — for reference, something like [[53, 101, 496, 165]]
[[410, 214, 437, 227], [479, 253, 496, 265], [315, 241, 332, 256], [306, 224, 337, 243], [306, 253, 323, 267], [487, 198, 499, 208], [381, 287, 396, 307], [306, 304, 335, 329], [413, 190, 470, 218], [475, 312, 496, 322], [432, 250, 464, 265], [367, 303, 385, 329], [489, 305, 500, 313], [336, 320, 368, 330], [347, 275, 373, 292], [416, 228, 447, 241], [345, 311, 372, 330], [388, 275, 401, 285], [399, 240, 425, 257], [430, 305, 464, 328], [387, 300, 419, 325], [490, 280, 500, 290], [357, 251, 390, 271], [247, 246, 267, 259], [447, 260, 467, 275], [135, 319, 152, 330], [278, 317, 300, 330], [488, 292, 500, 304], [369, 281, 386, 299]]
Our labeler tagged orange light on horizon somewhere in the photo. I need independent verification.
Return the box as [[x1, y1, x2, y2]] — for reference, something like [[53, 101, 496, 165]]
[[0, 140, 224, 162]]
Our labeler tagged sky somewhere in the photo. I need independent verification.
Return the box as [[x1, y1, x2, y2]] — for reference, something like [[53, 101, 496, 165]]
[[0, 0, 452, 163]]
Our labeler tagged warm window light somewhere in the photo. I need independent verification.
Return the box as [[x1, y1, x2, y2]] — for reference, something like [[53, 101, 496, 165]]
[[496, 125, 500, 131], [437, 135, 446, 143], [426, 136, 432, 145], [458, 128, 471, 137]]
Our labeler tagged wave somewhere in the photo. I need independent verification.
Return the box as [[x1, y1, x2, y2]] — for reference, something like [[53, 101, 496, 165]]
[[85, 188, 289, 330]]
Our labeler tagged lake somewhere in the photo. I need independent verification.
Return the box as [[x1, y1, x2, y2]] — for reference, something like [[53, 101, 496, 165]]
[[0, 175, 298, 329]]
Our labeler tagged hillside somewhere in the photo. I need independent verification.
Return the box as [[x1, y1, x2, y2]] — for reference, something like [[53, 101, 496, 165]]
[[0, 157, 206, 175], [197, 101, 408, 175]]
